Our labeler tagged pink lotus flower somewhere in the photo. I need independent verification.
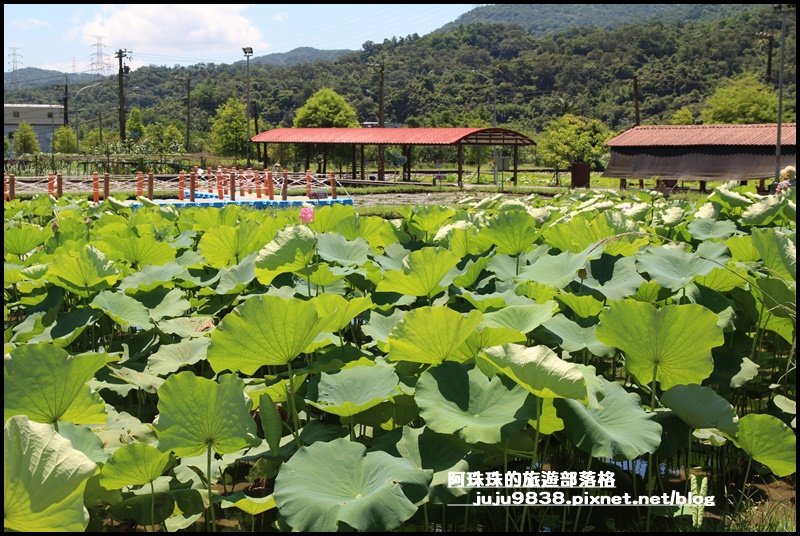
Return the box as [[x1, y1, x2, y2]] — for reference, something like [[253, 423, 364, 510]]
[[299, 204, 314, 223]]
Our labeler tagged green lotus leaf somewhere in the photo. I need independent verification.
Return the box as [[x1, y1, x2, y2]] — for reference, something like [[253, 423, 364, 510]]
[[5, 344, 109, 425], [452, 327, 527, 362], [307, 360, 400, 417], [434, 220, 492, 257], [480, 344, 587, 401], [55, 421, 108, 463], [388, 307, 482, 364], [316, 232, 370, 266], [661, 384, 738, 436], [542, 314, 616, 357], [108, 493, 175, 526], [708, 187, 752, 210], [356, 215, 399, 252], [100, 442, 171, 489], [274, 437, 431, 531], [259, 394, 283, 456], [528, 396, 564, 435], [415, 362, 535, 444], [376, 247, 460, 297], [741, 195, 783, 226], [312, 294, 373, 332], [737, 414, 796, 477], [310, 203, 356, 234], [90, 291, 153, 330], [47, 245, 120, 297], [480, 302, 557, 334], [27, 308, 100, 347], [543, 211, 645, 256], [597, 301, 724, 390], [146, 338, 210, 377], [157, 315, 215, 338], [636, 241, 730, 291], [556, 293, 604, 318], [459, 289, 533, 312], [520, 245, 601, 290], [221, 492, 276, 515], [208, 295, 329, 374], [4, 415, 97, 532], [687, 218, 738, 241], [396, 425, 472, 501], [199, 221, 270, 268], [583, 255, 645, 300], [751, 228, 795, 281], [481, 210, 539, 256], [214, 253, 256, 294], [118, 262, 189, 292], [408, 205, 456, 242], [155, 371, 259, 457], [255, 224, 316, 271], [694, 265, 750, 292], [147, 288, 191, 321], [99, 233, 175, 267], [554, 377, 662, 460], [362, 309, 406, 352], [5, 223, 51, 257]]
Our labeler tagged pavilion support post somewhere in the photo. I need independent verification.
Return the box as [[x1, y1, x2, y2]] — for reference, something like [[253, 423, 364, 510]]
[[512, 145, 519, 185], [352, 144, 357, 180], [457, 143, 464, 189], [406, 145, 413, 182], [305, 144, 311, 172], [360, 145, 365, 180]]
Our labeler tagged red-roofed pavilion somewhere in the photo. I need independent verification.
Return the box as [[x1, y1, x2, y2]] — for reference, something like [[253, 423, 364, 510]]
[[251, 127, 535, 186]]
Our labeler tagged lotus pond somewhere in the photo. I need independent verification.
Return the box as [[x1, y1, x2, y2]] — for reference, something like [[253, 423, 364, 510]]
[[3, 184, 796, 532]]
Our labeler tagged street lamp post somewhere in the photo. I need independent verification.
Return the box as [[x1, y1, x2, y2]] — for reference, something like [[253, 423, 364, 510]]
[[242, 47, 253, 167], [473, 69, 498, 185], [74, 81, 103, 152]]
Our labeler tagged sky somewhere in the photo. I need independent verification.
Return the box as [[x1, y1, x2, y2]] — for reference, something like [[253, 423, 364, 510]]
[[3, 4, 474, 74]]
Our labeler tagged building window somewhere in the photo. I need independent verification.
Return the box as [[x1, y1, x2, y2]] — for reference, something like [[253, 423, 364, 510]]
[[13, 111, 20, 118], [47, 112, 53, 119]]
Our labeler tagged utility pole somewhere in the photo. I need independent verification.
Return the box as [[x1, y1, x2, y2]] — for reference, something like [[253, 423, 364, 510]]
[[773, 4, 794, 186], [473, 69, 498, 185], [116, 49, 130, 142], [755, 32, 774, 86], [368, 60, 386, 180], [53, 75, 70, 126], [252, 101, 261, 161], [242, 47, 253, 167], [185, 75, 191, 152]]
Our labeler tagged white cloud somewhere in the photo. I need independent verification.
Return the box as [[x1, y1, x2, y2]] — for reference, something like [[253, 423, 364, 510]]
[[10, 17, 50, 31], [76, 4, 269, 67], [271, 12, 289, 23]]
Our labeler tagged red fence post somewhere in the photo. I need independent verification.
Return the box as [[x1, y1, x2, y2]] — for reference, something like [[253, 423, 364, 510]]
[[9, 174, 15, 201], [306, 170, 313, 198], [92, 172, 100, 203], [137, 171, 144, 197], [48, 173, 55, 196], [190, 172, 196, 202], [329, 173, 337, 199], [266, 171, 274, 200], [230, 168, 237, 201], [103, 173, 110, 200], [281, 172, 289, 201], [178, 171, 185, 200], [147, 172, 154, 200], [3, 175, 7, 201], [56, 173, 63, 198], [256, 172, 262, 199]]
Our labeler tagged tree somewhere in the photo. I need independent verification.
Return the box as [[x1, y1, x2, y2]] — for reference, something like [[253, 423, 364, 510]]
[[537, 114, 611, 170], [12, 122, 41, 156], [294, 88, 359, 128], [670, 106, 695, 125], [209, 97, 248, 157], [52, 126, 78, 153], [126, 107, 146, 141], [700, 73, 780, 124]]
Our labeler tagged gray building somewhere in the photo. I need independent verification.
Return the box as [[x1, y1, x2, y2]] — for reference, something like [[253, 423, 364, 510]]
[[4, 104, 65, 153]]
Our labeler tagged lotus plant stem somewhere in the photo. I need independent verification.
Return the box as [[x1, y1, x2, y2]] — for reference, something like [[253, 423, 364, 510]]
[[504, 439, 510, 532], [646, 365, 658, 532], [734, 456, 753, 515], [149, 480, 156, 532], [573, 456, 593, 532], [423, 503, 429, 531], [516, 254, 521, 276], [532, 397, 542, 468], [207, 444, 216, 532], [749, 306, 765, 364], [286, 361, 302, 446]]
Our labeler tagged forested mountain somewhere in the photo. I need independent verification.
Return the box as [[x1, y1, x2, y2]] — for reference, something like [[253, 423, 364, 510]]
[[440, 4, 758, 35], [4, 5, 795, 151], [248, 47, 353, 66]]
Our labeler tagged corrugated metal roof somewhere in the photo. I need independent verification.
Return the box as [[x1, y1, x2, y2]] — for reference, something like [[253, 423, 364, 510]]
[[607, 124, 796, 147], [251, 127, 534, 146]]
